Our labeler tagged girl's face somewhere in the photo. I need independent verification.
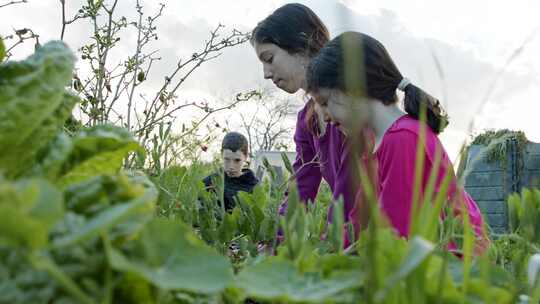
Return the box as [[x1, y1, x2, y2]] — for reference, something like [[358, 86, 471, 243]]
[[253, 42, 309, 93], [312, 88, 370, 136]]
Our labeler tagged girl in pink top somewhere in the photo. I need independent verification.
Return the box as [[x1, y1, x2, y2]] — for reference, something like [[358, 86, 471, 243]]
[[305, 31, 489, 254]]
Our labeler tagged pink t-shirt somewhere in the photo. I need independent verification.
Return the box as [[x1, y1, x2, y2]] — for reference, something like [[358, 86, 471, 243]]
[[348, 115, 487, 251]]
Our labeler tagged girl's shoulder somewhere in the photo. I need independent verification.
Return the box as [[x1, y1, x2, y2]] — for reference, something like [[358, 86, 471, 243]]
[[384, 114, 440, 144], [387, 115, 431, 136], [379, 115, 447, 163], [377, 115, 421, 149]]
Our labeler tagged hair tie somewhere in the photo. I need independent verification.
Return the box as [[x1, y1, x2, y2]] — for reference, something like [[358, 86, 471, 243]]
[[398, 77, 411, 91]]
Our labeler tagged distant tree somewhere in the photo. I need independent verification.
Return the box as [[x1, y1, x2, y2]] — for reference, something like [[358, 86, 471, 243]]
[[55, 0, 256, 171], [239, 88, 297, 157]]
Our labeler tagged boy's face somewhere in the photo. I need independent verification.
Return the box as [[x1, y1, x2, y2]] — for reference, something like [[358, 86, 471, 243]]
[[222, 149, 247, 177]]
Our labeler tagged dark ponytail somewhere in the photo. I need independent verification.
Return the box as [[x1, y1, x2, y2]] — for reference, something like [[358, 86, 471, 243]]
[[401, 83, 449, 134], [306, 31, 449, 134]]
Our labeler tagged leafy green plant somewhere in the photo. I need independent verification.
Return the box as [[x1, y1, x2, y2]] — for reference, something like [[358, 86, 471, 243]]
[[3, 37, 540, 304], [0, 41, 77, 179], [458, 129, 528, 179], [0, 40, 231, 303], [470, 129, 528, 164]]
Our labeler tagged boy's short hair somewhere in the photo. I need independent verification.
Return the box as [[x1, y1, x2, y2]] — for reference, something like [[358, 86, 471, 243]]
[[222, 132, 249, 156]]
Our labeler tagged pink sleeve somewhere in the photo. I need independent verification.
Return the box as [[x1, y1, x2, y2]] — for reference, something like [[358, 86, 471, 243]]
[[379, 130, 488, 252], [415, 130, 487, 246], [376, 130, 419, 237]]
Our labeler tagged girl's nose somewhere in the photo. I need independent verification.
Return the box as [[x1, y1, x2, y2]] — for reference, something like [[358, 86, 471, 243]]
[[263, 65, 272, 79]]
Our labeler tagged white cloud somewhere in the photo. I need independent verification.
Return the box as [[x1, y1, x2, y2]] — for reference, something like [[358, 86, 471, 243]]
[[2, 0, 540, 160]]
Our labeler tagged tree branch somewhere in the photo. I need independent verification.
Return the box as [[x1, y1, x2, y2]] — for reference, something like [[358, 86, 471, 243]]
[[0, 0, 27, 9]]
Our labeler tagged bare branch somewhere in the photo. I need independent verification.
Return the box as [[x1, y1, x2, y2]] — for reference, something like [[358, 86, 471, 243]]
[[126, 0, 145, 131], [4, 28, 40, 59], [0, 0, 27, 9], [126, 1, 165, 131], [144, 24, 249, 118], [238, 89, 295, 154], [55, 0, 251, 171]]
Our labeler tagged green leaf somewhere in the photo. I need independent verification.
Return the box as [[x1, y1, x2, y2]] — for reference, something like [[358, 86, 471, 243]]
[[235, 257, 363, 302], [58, 143, 140, 187], [0, 179, 64, 250], [319, 254, 362, 276], [0, 41, 76, 178], [262, 157, 276, 181], [423, 255, 463, 302], [393, 237, 434, 278], [507, 193, 521, 233], [158, 166, 187, 195], [0, 37, 5, 62], [56, 125, 144, 187], [237, 189, 266, 228], [218, 212, 237, 244], [375, 236, 435, 302], [53, 184, 156, 248], [33, 132, 74, 180], [1, 93, 78, 179], [329, 197, 345, 252], [286, 181, 300, 222], [63, 173, 147, 215], [28, 254, 94, 304], [280, 181, 310, 260], [106, 218, 234, 294], [116, 272, 155, 304], [281, 151, 294, 174]]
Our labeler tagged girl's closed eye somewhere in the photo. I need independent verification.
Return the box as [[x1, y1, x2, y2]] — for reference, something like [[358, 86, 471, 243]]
[[317, 99, 328, 107]]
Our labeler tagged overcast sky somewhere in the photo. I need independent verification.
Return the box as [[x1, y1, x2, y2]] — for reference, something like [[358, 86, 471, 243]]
[[2, 0, 540, 160]]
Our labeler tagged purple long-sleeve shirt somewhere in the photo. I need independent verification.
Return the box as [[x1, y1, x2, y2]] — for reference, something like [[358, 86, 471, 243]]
[[281, 102, 356, 220]]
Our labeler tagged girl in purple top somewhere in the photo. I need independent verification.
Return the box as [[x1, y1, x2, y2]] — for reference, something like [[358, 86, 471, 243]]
[[306, 32, 490, 255], [251, 4, 356, 219]]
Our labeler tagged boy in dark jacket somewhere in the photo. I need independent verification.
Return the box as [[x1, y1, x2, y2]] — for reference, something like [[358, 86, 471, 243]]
[[203, 132, 259, 211]]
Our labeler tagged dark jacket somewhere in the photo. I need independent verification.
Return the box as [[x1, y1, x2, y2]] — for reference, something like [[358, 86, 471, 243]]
[[203, 169, 259, 211]]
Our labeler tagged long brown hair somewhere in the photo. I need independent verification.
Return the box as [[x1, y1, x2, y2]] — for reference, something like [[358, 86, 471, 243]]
[[306, 31, 449, 134], [252, 3, 330, 134]]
